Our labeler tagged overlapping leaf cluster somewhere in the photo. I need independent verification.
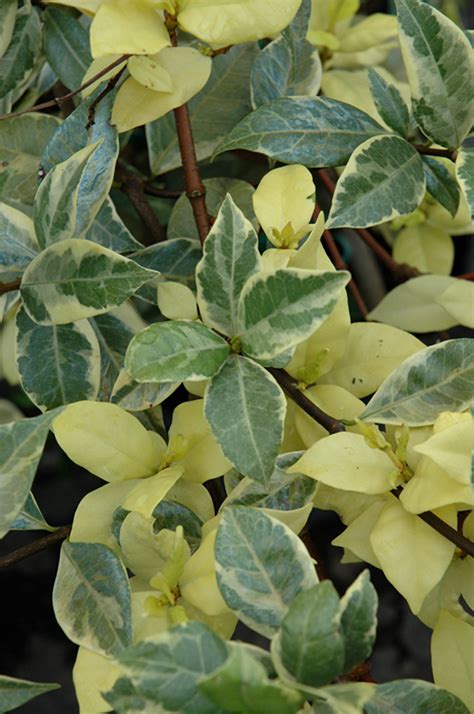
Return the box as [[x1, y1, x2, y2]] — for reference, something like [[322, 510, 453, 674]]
[[0, 0, 473, 712]]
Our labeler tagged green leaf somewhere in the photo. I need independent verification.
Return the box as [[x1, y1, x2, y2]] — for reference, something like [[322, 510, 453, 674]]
[[199, 645, 303, 714], [205, 355, 286, 485], [214, 97, 387, 167], [361, 338, 474, 425], [147, 43, 258, 174], [327, 135, 425, 229], [34, 142, 101, 248], [224, 452, 316, 511], [311, 683, 375, 713], [111, 376, 178, 412], [196, 194, 261, 336], [43, 6, 92, 91], [0, 410, 57, 538], [0, 201, 38, 280], [456, 147, 474, 217], [11, 491, 56, 532], [153, 500, 202, 553], [367, 275, 462, 332], [53, 541, 132, 657], [85, 197, 143, 254], [90, 313, 134, 401], [280, 581, 345, 687], [251, 0, 321, 108], [107, 622, 228, 713], [367, 68, 413, 137], [422, 156, 461, 218], [0, 113, 60, 208], [101, 677, 160, 714], [15, 306, 100, 411], [126, 321, 229, 383], [0, 2, 41, 99], [365, 679, 469, 714], [0, 0, 17, 61], [0, 675, 59, 713], [396, 0, 474, 148], [238, 269, 349, 361], [132, 238, 201, 302], [215, 506, 317, 637], [339, 570, 378, 673], [168, 178, 258, 242], [20, 239, 156, 325], [35, 137, 119, 248]]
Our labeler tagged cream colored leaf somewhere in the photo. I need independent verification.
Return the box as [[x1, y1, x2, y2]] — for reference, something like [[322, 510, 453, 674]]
[[178, 0, 302, 48], [393, 224, 454, 275], [128, 54, 174, 92], [157, 281, 198, 321], [90, 0, 170, 57], [112, 47, 211, 132], [414, 412, 473, 485], [436, 280, 474, 329], [319, 322, 424, 398], [370, 498, 456, 612], [180, 530, 229, 617], [168, 399, 231, 484], [400, 457, 474, 514], [432, 610, 474, 712], [73, 647, 121, 714], [332, 499, 387, 567], [288, 432, 397, 494], [121, 465, 184, 519], [53, 401, 162, 482], [252, 165, 315, 248]]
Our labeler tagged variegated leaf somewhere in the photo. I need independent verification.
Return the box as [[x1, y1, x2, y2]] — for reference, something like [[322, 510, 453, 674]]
[[125, 321, 230, 383], [20, 239, 156, 325], [15, 306, 100, 411], [456, 148, 474, 217], [327, 135, 425, 229], [196, 194, 261, 336], [0, 201, 38, 280], [396, 0, 474, 148], [238, 269, 349, 361]]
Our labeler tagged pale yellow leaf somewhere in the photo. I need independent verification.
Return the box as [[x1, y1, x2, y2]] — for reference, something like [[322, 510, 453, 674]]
[[122, 465, 184, 518], [178, 0, 302, 48], [157, 281, 198, 321], [370, 499, 456, 612], [180, 530, 229, 617], [319, 322, 424, 398], [168, 399, 231, 483], [289, 431, 397, 494], [81, 55, 126, 98], [252, 165, 315, 248], [332, 499, 387, 567], [400, 457, 474, 514], [294, 384, 364, 448], [393, 224, 454, 275], [112, 47, 211, 132], [73, 647, 121, 714], [91, 0, 170, 57], [53, 401, 161, 482], [414, 412, 473, 484], [432, 610, 474, 712], [436, 280, 474, 329], [128, 54, 174, 92]]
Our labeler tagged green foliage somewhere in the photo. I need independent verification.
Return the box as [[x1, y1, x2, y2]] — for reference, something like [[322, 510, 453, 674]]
[[0, 0, 472, 710]]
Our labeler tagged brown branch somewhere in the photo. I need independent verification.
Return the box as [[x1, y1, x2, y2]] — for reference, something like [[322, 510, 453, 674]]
[[0, 525, 71, 569], [317, 169, 420, 280], [0, 55, 129, 123], [144, 185, 184, 199], [413, 144, 457, 160], [270, 368, 346, 434], [322, 228, 369, 319], [456, 272, 474, 280], [86, 64, 127, 129], [116, 166, 165, 245], [0, 278, 21, 295]]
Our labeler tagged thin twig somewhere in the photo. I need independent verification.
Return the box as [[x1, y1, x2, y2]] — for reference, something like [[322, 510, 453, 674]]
[[0, 55, 129, 123], [322, 228, 369, 318], [0, 278, 21, 296], [413, 144, 457, 160], [0, 525, 71, 569], [270, 369, 346, 434], [86, 64, 127, 129], [144, 185, 184, 199], [116, 166, 165, 245], [456, 272, 474, 280]]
